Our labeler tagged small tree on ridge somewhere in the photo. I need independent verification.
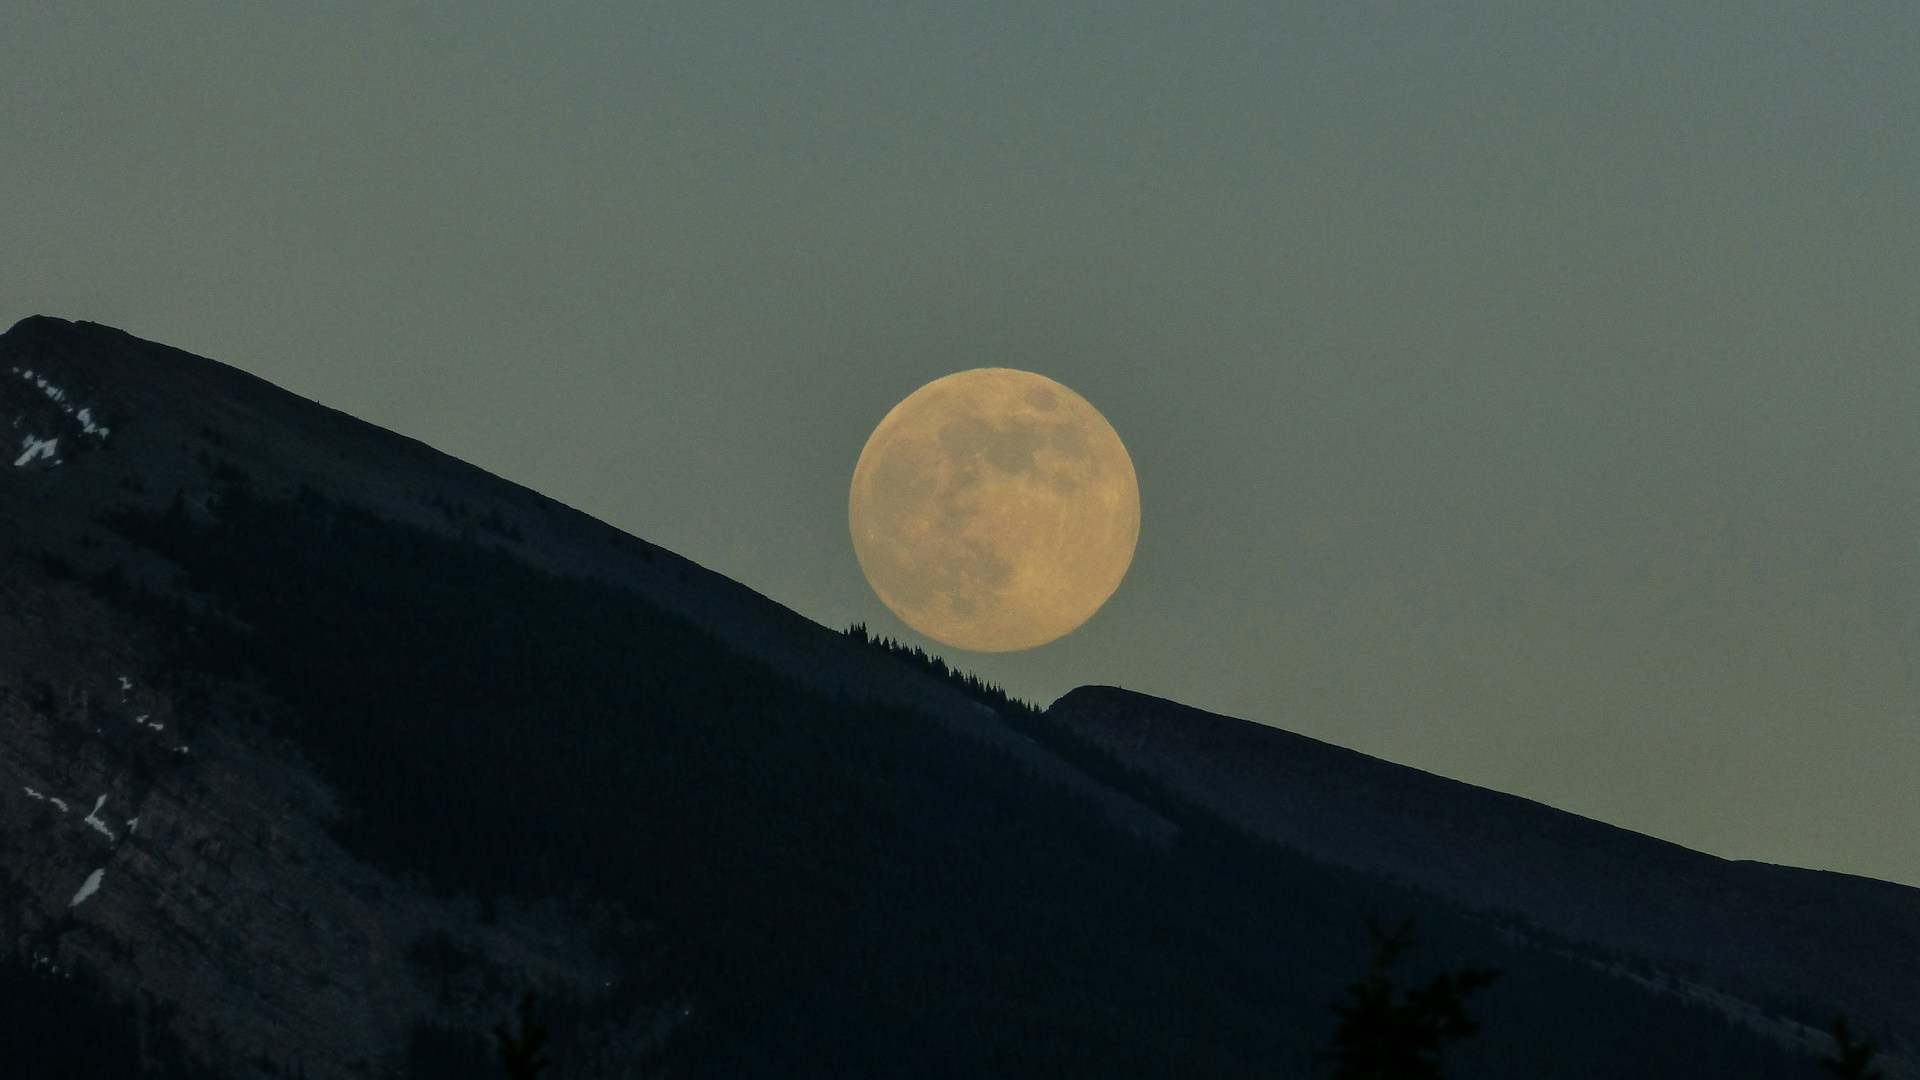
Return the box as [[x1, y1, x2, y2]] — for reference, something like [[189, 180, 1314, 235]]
[[1322, 919, 1499, 1080]]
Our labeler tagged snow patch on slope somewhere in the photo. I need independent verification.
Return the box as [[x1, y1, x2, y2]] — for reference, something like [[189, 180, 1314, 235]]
[[82, 795, 117, 841], [8, 366, 111, 460], [67, 868, 104, 908], [14, 435, 58, 467]]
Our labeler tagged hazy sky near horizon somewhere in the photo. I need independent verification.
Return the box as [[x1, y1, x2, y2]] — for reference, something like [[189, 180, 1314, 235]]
[[4, 5, 1915, 886]]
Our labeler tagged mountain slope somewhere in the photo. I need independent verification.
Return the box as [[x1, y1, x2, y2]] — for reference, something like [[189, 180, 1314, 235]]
[[0, 315, 1172, 843], [0, 315, 1879, 1077], [1046, 685, 1920, 1060]]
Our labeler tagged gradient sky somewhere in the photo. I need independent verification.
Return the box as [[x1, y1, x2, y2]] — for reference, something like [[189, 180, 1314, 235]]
[[4, 4, 1914, 886]]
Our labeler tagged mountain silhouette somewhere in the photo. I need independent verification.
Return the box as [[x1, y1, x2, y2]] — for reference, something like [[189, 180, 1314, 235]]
[[1048, 686, 1920, 1062], [1, 315, 1909, 1077]]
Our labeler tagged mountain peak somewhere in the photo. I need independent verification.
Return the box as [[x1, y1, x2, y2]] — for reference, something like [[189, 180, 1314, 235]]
[[3, 312, 72, 335]]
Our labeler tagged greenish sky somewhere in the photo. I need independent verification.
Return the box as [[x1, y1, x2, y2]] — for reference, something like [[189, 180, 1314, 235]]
[[5, 4, 1914, 885]]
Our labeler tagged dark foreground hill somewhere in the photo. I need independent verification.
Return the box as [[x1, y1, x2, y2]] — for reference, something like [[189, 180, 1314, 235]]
[[1046, 686, 1920, 1058], [0, 316, 1904, 1077]]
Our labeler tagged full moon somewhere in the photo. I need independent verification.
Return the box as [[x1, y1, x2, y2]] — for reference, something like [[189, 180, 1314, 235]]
[[849, 369, 1140, 653]]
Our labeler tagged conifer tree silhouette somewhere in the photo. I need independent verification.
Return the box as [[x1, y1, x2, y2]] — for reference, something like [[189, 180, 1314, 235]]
[[1821, 1015, 1883, 1080], [494, 987, 552, 1080], [1322, 918, 1499, 1080]]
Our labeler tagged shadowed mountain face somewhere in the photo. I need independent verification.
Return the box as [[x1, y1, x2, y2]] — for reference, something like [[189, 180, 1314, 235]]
[[1045, 686, 1920, 1060], [0, 315, 1895, 1078]]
